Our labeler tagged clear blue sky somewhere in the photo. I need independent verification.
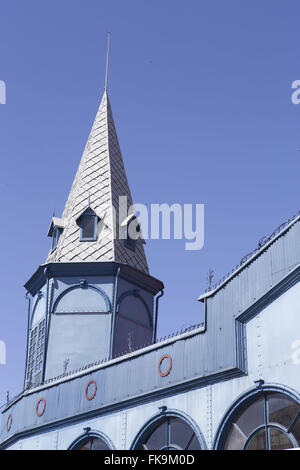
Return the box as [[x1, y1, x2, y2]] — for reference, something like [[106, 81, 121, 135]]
[[0, 0, 299, 404]]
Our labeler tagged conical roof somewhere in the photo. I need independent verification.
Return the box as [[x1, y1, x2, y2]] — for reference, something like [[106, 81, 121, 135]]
[[46, 91, 149, 274]]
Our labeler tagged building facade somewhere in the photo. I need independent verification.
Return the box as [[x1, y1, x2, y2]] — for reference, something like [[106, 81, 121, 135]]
[[1, 87, 300, 451]]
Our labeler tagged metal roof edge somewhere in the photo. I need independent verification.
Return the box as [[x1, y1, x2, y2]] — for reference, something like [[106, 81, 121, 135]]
[[24, 261, 164, 297], [198, 214, 300, 302]]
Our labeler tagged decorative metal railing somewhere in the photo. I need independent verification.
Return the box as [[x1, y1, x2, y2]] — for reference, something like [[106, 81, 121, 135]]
[[205, 210, 300, 293]]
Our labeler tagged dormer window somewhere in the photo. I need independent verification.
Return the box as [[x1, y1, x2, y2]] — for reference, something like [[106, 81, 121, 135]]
[[76, 207, 99, 242], [51, 227, 62, 251], [121, 214, 141, 252], [124, 224, 139, 251], [47, 217, 64, 252]]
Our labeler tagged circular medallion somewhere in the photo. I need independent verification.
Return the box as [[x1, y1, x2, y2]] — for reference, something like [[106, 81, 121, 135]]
[[6, 414, 12, 432], [36, 398, 46, 417], [158, 354, 172, 377], [85, 380, 97, 401]]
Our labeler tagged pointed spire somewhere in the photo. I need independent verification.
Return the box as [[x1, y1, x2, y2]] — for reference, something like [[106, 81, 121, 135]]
[[46, 91, 149, 273]]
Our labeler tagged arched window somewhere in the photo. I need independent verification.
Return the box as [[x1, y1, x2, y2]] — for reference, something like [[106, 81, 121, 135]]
[[133, 415, 202, 450], [70, 434, 111, 450], [113, 291, 152, 356], [216, 388, 300, 450], [53, 285, 110, 314], [45, 285, 111, 378]]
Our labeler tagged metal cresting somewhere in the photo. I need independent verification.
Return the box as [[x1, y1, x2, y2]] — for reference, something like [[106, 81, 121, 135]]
[[0, 80, 6, 104]]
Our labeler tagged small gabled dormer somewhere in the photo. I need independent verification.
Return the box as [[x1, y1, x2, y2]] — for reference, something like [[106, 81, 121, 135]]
[[76, 207, 100, 242], [121, 213, 144, 252], [47, 217, 64, 252]]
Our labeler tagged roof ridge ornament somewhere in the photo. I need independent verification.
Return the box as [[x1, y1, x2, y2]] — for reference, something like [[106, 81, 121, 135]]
[[104, 32, 110, 92]]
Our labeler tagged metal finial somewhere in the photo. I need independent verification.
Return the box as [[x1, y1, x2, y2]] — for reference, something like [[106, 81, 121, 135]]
[[63, 358, 69, 374], [206, 268, 214, 291], [104, 32, 110, 92]]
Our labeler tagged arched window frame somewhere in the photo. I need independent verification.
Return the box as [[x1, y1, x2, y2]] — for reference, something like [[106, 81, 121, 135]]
[[68, 430, 114, 450], [130, 409, 206, 450], [112, 289, 153, 356], [51, 283, 111, 314], [213, 383, 300, 450], [116, 290, 153, 328]]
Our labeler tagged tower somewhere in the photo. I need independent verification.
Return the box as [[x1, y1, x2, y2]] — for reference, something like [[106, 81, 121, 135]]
[[24, 62, 164, 387]]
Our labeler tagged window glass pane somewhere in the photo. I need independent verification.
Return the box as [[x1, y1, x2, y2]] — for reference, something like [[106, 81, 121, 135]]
[[223, 393, 300, 450], [143, 419, 167, 450], [139, 417, 201, 450], [268, 393, 300, 428], [246, 429, 267, 450], [224, 423, 247, 450], [92, 438, 109, 450], [76, 438, 92, 450], [290, 413, 300, 445], [186, 434, 202, 450], [113, 296, 153, 356], [119, 296, 152, 327], [52, 228, 57, 250], [113, 317, 152, 355], [170, 417, 199, 450], [75, 437, 109, 450], [269, 428, 294, 450], [26, 319, 45, 384], [82, 216, 96, 239], [234, 396, 265, 438]]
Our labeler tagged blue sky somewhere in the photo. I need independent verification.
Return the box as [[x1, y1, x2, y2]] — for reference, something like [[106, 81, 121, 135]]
[[0, 0, 299, 403]]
